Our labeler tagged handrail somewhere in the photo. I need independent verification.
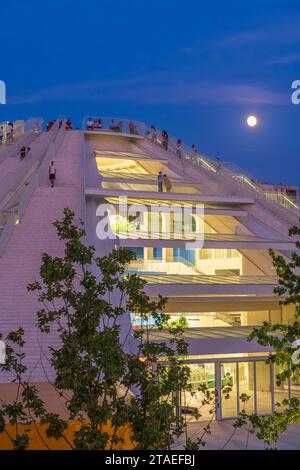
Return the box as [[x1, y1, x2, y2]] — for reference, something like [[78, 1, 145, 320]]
[[0, 121, 62, 218], [0, 212, 16, 257], [0, 132, 37, 163], [24, 117, 44, 132], [0, 120, 66, 257], [0, 117, 43, 145], [144, 125, 299, 217], [37, 119, 66, 186], [0, 120, 24, 143], [19, 120, 66, 218]]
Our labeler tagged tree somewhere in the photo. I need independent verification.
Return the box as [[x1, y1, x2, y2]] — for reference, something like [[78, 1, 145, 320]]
[[235, 222, 300, 448], [0, 208, 220, 450]]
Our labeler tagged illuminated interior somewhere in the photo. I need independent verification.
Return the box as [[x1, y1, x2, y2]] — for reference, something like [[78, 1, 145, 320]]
[[88, 134, 298, 422], [125, 247, 243, 276], [96, 156, 201, 193]]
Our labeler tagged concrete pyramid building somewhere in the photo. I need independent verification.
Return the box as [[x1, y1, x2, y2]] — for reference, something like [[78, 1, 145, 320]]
[[0, 116, 299, 420]]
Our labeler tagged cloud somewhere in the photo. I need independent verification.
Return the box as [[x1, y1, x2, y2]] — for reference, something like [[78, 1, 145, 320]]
[[9, 77, 144, 105], [267, 53, 300, 65], [9, 75, 288, 107], [219, 22, 300, 48]]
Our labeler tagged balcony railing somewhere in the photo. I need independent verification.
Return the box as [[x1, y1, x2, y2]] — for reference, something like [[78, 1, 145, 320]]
[[144, 125, 299, 214]]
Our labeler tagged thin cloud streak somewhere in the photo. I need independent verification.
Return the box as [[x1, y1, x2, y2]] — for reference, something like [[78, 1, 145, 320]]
[[219, 22, 300, 48], [10, 77, 288, 107], [267, 53, 300, 65]]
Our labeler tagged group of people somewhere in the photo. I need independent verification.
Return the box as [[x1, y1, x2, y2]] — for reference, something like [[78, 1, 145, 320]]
[[148, 126, 193, 159], [0, 122, 14, 144], [86, 117, 103, 130], [46, 119, 73, 132], [109, 118, 123, 132], [148, 127, 171, 151], [157, 171, 172, 192], [148, 126, 223, 174], [19, 145, 31, 160], [86, 117, 138, 135]]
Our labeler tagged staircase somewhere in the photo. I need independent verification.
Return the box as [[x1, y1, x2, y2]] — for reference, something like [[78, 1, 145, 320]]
[[215, 312, 241, 327], [0, 131, 84, 382]]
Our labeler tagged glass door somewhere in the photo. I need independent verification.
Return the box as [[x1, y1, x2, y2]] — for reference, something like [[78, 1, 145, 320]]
[[181, 363, 216, 422], [221, 362, 237, 418], [255, 361, 272, 414], [274, 364, 289, 409], [238, 362, 255, 414]]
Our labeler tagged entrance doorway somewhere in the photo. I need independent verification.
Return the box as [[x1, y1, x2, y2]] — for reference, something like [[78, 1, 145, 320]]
[[220, 361, 272, 418], [178, 358, 300, 421], [180, 363, 216, 421]]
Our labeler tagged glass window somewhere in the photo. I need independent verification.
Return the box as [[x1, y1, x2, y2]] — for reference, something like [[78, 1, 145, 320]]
[[256, 361, 272, 414], [239, 362, 255, 414], [126, 247, 144, 259], [273, 364, 289, 409], [173, 248, 195, 265], [290, 372, 300, 399], [221, 363, 237, 418], [153, 247, 162, 259], [181, 363, 216, 422]]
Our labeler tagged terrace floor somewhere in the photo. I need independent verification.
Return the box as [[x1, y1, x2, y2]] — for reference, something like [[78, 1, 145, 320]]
[[174, 420, 300, 450]]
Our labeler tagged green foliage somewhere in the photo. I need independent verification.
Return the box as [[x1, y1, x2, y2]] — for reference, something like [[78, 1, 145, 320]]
[[0, 208, 219, 450], [236, 221, 300, 447]]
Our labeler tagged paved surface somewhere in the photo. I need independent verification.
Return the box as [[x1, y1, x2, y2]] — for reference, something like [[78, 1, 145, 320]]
[[173, 420, 300, 450], [1, 383, 299, 450], [0, 131, 83, 382]]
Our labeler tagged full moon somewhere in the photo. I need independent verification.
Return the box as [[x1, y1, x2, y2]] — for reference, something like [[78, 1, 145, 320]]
[[247, 115, 258, 127]]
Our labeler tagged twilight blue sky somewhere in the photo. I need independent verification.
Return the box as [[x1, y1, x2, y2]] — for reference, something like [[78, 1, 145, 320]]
[[1, 0, 300, 186]]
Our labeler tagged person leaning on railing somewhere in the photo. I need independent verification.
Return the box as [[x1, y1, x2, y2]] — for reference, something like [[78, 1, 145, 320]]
[[161, 130, 168, 150], [93, 118, 103, 130], [129, 120, 138, 135], [86, 117, 94, 131], [191, 144, 197, 160], [176, 139, 182, 158], [149, 125, 157, 141]]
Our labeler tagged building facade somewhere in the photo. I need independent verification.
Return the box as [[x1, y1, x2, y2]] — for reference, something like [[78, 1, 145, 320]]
[[0, 117, 299, 421]]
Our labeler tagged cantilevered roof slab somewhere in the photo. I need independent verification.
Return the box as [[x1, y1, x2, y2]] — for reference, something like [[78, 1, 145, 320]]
[[147, 326, 258, 341], [118, 233, 294, 250], [143, 327, 272, 355], [142, 274, 277, 296], [85, 187, 254, 205], [164, 297, 280, 313], [94, 149, 167, 162]]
